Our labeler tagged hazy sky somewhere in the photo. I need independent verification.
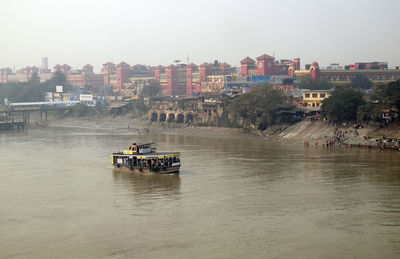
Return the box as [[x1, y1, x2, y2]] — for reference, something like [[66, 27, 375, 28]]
[[1, 0, 399, 72]]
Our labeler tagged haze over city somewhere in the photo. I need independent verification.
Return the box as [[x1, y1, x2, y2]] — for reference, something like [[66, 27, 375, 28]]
[[1, 0, 400, 71]]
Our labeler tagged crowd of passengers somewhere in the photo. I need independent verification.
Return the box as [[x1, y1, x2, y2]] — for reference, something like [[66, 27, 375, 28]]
[[123, 156, 180, 169]]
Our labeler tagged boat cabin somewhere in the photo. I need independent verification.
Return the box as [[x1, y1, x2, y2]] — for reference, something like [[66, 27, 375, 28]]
[[125, 143, 155, 155]]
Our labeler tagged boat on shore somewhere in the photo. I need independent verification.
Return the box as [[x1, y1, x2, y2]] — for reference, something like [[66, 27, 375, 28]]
[[111, 143, 181, 174]]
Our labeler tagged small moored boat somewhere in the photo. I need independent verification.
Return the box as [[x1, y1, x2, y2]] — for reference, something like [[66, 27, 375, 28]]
[[111, 143, 181, 174]]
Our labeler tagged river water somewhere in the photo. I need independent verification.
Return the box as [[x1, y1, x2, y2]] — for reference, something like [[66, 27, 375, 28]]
[[1, 126, 400, 258]]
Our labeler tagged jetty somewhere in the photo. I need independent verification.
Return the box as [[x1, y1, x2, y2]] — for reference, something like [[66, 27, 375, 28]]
[[0, 115, 26, 130]]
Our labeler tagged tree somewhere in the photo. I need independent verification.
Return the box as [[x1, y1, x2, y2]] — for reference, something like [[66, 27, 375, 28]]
[[43, 71, 72, 93], [0, 71, 74, 104], [141, 81, 163, 98], [228, 84, 286, 126], [357, 102, 380, 121], [321, 87, 365, 122], [73, 103, 95, 117], [297, 76, 333, 90], [28, 72, 41, 86], [351, 74, 373, 90], [370, 79, 400, 110]]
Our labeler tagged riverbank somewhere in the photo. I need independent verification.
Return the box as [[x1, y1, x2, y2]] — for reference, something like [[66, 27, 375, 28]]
[[40, 114, 398, 149], [271, 120, 375, 145], [40, 114, 248, 139]]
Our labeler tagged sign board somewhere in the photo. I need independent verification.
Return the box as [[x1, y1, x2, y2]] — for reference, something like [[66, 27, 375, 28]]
[[4, 98, 9, 106], [79, 94, 93, 101], [251, 75, 270, 82], [56, 85, 63, 93], [53, 93, 61, 101], [45, 92, 53, 99]]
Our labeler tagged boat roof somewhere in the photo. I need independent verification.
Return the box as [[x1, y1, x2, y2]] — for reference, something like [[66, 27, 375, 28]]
[[113, 151, 180, 158]]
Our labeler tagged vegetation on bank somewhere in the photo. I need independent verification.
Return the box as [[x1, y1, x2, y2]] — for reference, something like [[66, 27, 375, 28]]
[[321, 88, 365, 122], [227, 84, 286, 129], [321, 79, 400, 122], [141, 81, 163, 98], [0, 72, 72, 105], [357, 79, 400, 121], [72, 104, 96, 117]]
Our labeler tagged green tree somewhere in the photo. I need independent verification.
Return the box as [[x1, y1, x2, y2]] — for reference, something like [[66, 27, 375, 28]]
[[351, 74, 373, 90], [357, 102, 381, 121], [141, 80, 163, 98], [73, 104, 94, 117], [0, 71, 75, 105], [43, 71, 72, 93], [321, 87, 365, 122], [228, 84, 286, 127], [297, 76, 333, 90], [28, 72, 41, 86], [370, 79, 400, 110]]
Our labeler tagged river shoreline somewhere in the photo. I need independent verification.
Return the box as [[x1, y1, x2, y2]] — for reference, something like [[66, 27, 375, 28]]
[[35, 113, 399, 150]]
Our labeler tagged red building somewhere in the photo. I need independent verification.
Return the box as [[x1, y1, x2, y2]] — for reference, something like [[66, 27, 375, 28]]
[[240, 54, 299, 77], [240, 57, 256, 76], [102, 62, 116, 87], [116, 62, 130, 88], [186, 63, 199, 96], [53, 64, 71, 74], [67, 64, 104, 88], [0, 68, 12, 83], [291, 61, 400, 86], [166, 65, 178, 96], [256, 54, 275, 76]]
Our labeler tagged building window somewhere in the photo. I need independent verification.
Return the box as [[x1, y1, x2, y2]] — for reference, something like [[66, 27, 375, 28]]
[[312, 93, 318, 98], [305, 93, 310, 98], [320, 93, 326, 98]]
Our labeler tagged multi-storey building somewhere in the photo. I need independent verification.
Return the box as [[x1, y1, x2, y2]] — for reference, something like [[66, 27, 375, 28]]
[[6, 66, 39, 82], [67, 64, 105, 89], [53, 64, 71, 74], [289, 61, 400, 86], [301, 90, 333, 108], [102, 62, 117, 87], [0, 62, 104, 90], [0, 68, 12, 83]]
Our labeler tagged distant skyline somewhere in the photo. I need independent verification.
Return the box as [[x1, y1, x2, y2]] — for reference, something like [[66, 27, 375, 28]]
[[1, 0, 400, 72]]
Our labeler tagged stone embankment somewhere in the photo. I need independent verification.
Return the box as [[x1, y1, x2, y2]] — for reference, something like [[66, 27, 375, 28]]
[[264, 119, 400, 149]]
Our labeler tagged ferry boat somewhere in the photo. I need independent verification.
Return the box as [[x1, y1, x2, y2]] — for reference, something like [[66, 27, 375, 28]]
[[111, 143, 181, 174]]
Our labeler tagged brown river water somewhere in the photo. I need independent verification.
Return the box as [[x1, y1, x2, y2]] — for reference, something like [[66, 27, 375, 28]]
[[1, 126, 400, 258]]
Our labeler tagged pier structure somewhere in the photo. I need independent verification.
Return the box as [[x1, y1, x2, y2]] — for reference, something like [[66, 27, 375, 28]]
[[0, 101, 80, 130], [147, 96, 225, 126]]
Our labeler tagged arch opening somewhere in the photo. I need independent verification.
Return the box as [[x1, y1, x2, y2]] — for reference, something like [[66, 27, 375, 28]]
[[176, 114, 184, 123], [186, 113, 194, 123], [167, 113, 175, 123], [150, 113, 158, 122], [159, 113, 166, 122]]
